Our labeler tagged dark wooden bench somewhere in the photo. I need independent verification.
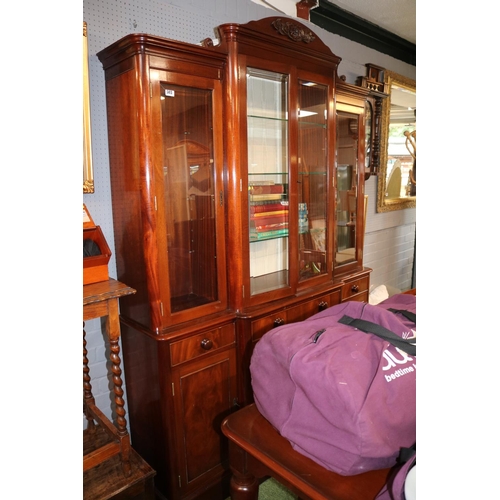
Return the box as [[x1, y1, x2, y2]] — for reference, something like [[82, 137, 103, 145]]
[[221, 404, 391, 500]]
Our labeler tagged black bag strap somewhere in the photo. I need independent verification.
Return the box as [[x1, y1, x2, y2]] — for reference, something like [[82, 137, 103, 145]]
[[339, 315, 416, 356], [388, 307, 416, 324], [399, 443, 416, 464]]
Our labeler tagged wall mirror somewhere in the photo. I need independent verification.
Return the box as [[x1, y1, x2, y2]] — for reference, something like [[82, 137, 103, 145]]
[[83, 21, 94, 194], [377, 71, 416, 212]]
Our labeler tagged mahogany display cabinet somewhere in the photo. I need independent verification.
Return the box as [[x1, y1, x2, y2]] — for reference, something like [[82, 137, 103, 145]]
[[97, 17, 373, 500]]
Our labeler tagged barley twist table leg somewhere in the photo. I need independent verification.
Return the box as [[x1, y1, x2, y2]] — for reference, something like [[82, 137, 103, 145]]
[[107, 299, 132, 475], [109, 338, 127, 436], [83, 323, 96, 432]]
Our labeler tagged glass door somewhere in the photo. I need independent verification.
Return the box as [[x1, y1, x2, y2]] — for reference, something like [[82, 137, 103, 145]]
[[246, 68, 289, 296], [298, 80, 328, 282], [335, 111, 359, 267], [160, 83, 220, 313]]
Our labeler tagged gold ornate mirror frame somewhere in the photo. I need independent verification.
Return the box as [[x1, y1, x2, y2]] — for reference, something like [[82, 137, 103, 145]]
[[83, 21, 94, 194], [377, 70, 416, 212]]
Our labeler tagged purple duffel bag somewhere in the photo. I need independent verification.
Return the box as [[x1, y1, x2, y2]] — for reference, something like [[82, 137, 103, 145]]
[[375, 445, 416, 500], [376, 293, 416, 331], [250, 301, 416, 476]]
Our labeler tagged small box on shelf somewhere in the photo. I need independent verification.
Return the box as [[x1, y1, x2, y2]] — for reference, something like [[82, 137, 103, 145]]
[[83, 204, 111, 285]]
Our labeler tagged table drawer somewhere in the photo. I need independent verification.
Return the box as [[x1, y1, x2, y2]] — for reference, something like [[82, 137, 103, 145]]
[[170, 323, 235, 366], [341, 276, 369, 301]]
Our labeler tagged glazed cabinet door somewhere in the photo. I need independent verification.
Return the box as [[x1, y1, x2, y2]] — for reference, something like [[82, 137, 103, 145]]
[[150, 70, 228, 327], [246, 66, 292, 301], [335, 98, 366, 275], [297, 74, 334, 287], [231, 58, 335, 310]]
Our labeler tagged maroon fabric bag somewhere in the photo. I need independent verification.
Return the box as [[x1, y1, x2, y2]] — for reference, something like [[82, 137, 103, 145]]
[[375, 446, 416, 500], [376, 293, 417, 331], [250, 300, 416, 476]]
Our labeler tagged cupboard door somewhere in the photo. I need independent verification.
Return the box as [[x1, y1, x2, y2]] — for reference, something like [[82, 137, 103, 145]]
[[172, 346, 237, 497]]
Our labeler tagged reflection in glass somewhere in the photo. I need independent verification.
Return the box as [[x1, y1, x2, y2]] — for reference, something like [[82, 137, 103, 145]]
[[298, 80, 328, 282], [384, 84, 416, 199], [247, 68, 289, 296], [377, 71, 416, 212], [160, 84, 218, 312]]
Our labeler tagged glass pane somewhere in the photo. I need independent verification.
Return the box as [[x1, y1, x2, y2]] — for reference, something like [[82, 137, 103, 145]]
[[247, 68, 289, 296], [336, 112, 358, 266], [298, 80, 328, 282], [160, 83, 218, 312]]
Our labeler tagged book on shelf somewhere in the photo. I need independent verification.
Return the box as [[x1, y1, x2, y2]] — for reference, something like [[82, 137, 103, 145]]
[[248, 183, 286, 195], [250, 228, 288, 241], [251, 222, 288, 232], [247, 180, 275, 186], [250, 210, 288, 219], [250, 201, 289, 214], [250, 214, 288, 230], [249, 193, 285, 201]]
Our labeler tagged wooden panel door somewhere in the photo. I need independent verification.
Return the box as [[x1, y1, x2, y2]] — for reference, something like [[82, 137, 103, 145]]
[[171, 340, 237, 498]]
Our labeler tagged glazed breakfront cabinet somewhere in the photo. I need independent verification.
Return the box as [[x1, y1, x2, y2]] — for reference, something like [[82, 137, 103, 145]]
[[97, 17, 371, 500]]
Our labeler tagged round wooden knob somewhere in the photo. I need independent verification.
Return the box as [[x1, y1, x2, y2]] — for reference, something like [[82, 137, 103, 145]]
[[200, 338, 213, 350], [351, 284, 359, 293], [318, 301, 328, 311], [273, 318, 285, 328]]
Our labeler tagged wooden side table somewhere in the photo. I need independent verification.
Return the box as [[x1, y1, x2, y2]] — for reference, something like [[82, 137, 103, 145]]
[[221, 404, 391, 500], [83, 279, 136, 476]]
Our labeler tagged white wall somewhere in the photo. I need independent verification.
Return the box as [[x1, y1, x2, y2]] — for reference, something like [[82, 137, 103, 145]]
[[82, 0, 416, 429]]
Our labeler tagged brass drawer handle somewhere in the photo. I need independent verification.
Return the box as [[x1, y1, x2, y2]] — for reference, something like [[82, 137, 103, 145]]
[[318, 301, 328, 311], [200, 338, 213, 350], [273, 318, 285, 328], [351, 284, 359, 293]]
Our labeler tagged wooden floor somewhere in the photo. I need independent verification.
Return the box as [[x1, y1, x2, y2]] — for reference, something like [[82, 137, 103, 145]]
[[84, 426, 156, 500]]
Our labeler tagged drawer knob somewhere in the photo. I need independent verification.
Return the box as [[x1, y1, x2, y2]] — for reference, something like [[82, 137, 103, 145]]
[[318, 301, 328, 311], [200, 338, 213, 350], [273, 318, 285, 328], [351, 284, 359, 293]]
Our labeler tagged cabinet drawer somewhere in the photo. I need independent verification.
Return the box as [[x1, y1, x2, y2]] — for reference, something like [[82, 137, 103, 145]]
[[251, 311, 287, 343], [250, 290, 343, 343], [170, 324, 235, 366], [341, 276, 369, 301], [287, 295, 332, 324]]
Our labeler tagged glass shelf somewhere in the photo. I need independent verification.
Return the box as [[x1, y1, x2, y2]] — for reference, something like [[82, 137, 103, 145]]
[[248, 114, 288, 121]]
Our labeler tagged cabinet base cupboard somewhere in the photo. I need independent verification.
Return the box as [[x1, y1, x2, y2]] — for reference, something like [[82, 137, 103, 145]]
[[97, 17, 372, 500]]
